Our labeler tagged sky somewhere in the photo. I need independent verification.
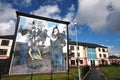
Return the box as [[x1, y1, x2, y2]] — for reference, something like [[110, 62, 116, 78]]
[[0, 0, 120, 56]]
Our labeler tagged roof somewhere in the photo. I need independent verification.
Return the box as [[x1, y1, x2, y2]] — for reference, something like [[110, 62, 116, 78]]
[[0, 35, 15, 39], [69, 41, 107, 48], [109, 55, 120, 59]]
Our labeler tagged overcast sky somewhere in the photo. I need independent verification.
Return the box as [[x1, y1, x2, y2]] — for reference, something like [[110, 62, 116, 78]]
[[0, 0, 120, 56]]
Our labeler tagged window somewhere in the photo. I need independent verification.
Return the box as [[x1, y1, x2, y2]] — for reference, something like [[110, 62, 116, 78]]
[[80, 60, 83, 64], [103, 54, 107, 58], [1, 40, 9, 46], [77, 53, 80, 57], [102, 49, 105, 52], [99, 48, 101, 52], [70, 46, 74, 50], [99, 54, 102, 57], [87, 48, 95, 52], [70, 52, 75, 57], [0, 49, 8, 55], [77, 46, 79, 50], [71, 60, 75, 65]]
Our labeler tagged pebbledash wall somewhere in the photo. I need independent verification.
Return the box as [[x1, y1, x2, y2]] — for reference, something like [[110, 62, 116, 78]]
[[69, 41, 110, 66]]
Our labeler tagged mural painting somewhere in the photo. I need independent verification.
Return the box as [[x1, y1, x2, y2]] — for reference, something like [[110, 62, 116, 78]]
[[9, 15, 68, 74]]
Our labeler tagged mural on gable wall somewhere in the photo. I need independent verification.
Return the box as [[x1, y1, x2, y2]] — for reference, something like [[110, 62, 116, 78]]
[[9, 15, 68, 74]]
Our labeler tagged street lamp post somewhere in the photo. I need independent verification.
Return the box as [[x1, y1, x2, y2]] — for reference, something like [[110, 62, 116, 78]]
[[74, 22, 81, 80]]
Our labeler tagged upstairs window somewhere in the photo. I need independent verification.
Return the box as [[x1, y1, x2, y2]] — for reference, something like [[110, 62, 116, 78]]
[[103, 54, 107, 58], [1, 40, 9, 46], [70, 46, 74, 50], [99, 48, 101, 52], [70, 52, 75, 57], [99, 54, 102, 57], [77, 46, 79, 50], [102, 49, 105, 52], [77, 53, 80, 57]]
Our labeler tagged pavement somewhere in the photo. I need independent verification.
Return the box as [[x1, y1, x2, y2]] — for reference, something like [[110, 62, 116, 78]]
[[83, 67, 108, 80]]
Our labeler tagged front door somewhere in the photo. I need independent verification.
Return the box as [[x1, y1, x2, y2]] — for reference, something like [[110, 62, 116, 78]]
[[91, 60, 95, 66]]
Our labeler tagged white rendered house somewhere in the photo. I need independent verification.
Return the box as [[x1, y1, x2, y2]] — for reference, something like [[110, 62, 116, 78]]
[[0, 38, 13, 59], [69, 41, 110, 66]]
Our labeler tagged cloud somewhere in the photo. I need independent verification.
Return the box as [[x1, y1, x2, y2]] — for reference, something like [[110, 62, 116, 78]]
[[45, 0, 62, 4], [106, 45, 120, 57], [13, 0, 32, 7], [63, 4, 78, 36], [75, 0, 109, 32], [0, 20, 15, 35], [32, 4, 76, 21], [31, 5, 61, 19], [63, 4, 76, 21], [109, 49, 120, 57], [24, 0, 32, 5], [75, 0, 120, 33], [0, 2, 16, 35], [107, 0, 120, 32], [0, 3, 16, 22]]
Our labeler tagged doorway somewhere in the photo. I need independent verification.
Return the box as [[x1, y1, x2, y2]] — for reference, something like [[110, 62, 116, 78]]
[[90, 60, 95, 66]]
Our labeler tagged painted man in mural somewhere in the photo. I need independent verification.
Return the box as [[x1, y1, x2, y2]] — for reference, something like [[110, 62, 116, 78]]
[[50, 26, 66, 71]]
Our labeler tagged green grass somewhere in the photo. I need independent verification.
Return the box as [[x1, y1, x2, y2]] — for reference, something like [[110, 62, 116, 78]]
[[1, 67, 89, 80], [1, 68, 78, 80], [101, 66, 120, 80]]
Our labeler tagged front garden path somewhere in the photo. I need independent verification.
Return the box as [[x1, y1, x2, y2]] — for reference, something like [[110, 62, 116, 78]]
[[83, 67, 108, 80]]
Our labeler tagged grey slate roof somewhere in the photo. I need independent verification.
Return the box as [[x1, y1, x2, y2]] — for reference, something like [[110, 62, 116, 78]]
[[0, 35, 14, 39]]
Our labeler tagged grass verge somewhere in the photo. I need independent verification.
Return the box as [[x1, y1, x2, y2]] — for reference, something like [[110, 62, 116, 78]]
[[1, 66, 89, 80], [101, 66, 120, 80]]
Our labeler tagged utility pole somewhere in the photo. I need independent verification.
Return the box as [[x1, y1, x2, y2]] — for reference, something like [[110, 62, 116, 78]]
[[74, 22, 81, 80]]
